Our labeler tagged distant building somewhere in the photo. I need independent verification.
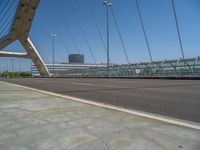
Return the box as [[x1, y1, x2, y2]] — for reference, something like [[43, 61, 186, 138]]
[[32, 54, 107, 77], [31, 63, 105, 77], [69, 54, 84, 64]]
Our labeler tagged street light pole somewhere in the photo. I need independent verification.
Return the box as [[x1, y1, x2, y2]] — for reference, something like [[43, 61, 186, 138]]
[[49, 33, 56, 77], [103, 1, 112, 78]]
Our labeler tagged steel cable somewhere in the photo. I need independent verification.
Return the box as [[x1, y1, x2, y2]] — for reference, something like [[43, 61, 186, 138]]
[[0, 0, 16, 25], [0, 0, 10, 16], [54, 1, 81, 54], [0, 15, 14, 37], [110, 7, 130, 64], [86, 0, 107, 53], [34, 13, 66, 64], [0, 0, 6, 16], [56, 30, 70, 55], [0, 1, 17, 31], [0, 0, 4, 8], [70, 0, 97, 64], [134, 0, 153, 62], [171, 0, 185, 59]]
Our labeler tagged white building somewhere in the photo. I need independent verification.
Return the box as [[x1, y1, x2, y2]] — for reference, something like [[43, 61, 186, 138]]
[[31, 63, 106, 77]]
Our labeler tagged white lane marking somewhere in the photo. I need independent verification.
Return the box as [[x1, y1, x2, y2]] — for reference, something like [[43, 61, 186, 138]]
[[70, 82, 127, 88], [4, 81, 200, 130], [69, 82, 94, 86]]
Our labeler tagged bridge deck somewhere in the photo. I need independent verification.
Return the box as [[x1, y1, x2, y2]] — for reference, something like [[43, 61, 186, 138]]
[[0, 81, 200, 149], [1, 78, 200, 123]]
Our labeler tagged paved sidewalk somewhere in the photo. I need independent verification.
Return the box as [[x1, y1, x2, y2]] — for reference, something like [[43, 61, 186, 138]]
[[0, 81, 200, 150]]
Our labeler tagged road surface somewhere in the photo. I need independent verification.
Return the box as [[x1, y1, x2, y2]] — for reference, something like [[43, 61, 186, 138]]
[[1, 78, 200, 123]]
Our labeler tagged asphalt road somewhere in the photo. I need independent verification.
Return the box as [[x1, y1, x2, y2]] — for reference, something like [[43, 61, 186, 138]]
[[1, 78, 200, 123]]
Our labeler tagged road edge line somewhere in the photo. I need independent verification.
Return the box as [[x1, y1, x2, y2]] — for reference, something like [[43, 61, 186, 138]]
[[3, 81, 200, 130]]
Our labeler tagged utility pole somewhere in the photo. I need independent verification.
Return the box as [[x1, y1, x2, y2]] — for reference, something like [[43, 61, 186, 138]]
[[49, 33, 56, 77], [103, 1, 112, 77]]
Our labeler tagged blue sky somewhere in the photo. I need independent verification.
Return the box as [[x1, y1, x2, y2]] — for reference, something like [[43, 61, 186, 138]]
[[0, 0, 200, 72]]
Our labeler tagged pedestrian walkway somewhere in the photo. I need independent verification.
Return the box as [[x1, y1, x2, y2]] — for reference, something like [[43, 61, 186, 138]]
[[0, 81, 199, 150]]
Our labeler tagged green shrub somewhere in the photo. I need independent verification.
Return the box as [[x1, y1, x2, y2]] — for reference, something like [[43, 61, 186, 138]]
[[1, 72, 32, 78]]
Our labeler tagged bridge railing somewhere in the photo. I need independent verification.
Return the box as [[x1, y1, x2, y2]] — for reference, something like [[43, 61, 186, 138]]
[[31, 57, 200, 78]]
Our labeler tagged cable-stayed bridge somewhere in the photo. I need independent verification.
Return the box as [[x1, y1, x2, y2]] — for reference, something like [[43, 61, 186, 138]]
[[1, 2, 200, 148], [0, 0, 200, 77]]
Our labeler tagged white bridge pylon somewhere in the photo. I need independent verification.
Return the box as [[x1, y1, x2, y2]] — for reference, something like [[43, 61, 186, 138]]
[[0, 0, 50, 77]]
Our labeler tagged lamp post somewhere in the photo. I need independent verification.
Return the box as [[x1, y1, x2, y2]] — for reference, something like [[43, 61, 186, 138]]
[[103, 1, 112, 77], [49, 33, 56, 77]]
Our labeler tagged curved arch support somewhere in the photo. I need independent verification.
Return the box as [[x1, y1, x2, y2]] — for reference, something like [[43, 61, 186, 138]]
[[0, 0, 50, 77]]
